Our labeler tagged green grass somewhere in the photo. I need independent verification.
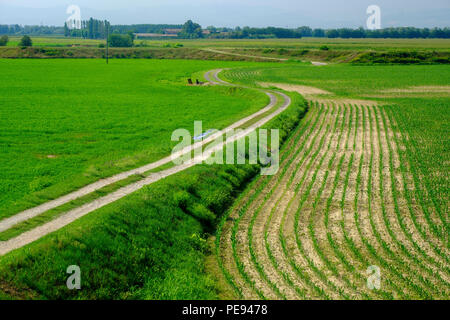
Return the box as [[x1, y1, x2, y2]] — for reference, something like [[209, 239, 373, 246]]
[[388, 98, 449, 247], [6, 36, 104, 47], [0, 59, 274, 221], [3, 37, 448, 63], [0, 164, 244, 299], [0, 87, 307, 300], [8, 37, 449, 51], [352, 51, 450, 64], [0, 174, 144, 241], [0, 292, 14, 300]]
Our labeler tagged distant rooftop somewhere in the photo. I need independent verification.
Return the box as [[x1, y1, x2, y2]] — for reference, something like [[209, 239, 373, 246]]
[[134, 33, 178, 38], [164, 28, 182, 34]]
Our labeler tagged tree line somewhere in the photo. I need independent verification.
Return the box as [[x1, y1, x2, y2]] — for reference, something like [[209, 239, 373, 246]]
[[64, 19, 110, 39], [110, 24, 182, 34], [0, 24, 64, 36], [1, 21, 449, 39], [207, 26, 450, 39], [0, 35, 32, 47], [0, 21, 182, 39]]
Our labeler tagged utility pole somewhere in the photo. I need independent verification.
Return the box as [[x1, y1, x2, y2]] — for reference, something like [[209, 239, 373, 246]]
[[106, 21, 109, 64]]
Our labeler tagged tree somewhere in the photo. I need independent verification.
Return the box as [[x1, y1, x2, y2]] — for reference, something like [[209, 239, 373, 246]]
[[313, 28, 325, 37], [18, 35, 32, 47], [108, 34, 133, 47], [64, 22, 70, 37], [179, 20, 203, 39], [298, 26, 313, 37], [206, 26, 217, 34], [88, 18, 94, 39], [326, 29, 339, 38], [93, 19, 99, 38], [127, 31, 136, 40], [0, 35, 8, 46], [242, 26, 251, 38]]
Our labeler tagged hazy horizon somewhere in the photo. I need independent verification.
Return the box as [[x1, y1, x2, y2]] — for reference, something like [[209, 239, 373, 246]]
[[1, 0, 449, 28]]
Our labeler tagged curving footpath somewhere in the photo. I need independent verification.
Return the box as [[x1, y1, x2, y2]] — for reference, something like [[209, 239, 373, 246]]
[[0, 69, 292, 256], [201, 48, 289, 62]]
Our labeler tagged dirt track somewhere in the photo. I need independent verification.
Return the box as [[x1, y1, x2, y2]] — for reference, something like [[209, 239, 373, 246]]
[[201, 48, 289, 61]]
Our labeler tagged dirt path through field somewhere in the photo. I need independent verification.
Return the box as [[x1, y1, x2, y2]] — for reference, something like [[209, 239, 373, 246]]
[[0, 69, 291, 256], [201, 48, 289, 61], [201, 49, 328, 66]]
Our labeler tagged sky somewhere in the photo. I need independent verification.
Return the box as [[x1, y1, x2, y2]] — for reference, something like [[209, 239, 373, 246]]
[[0, 0, 449, 28]]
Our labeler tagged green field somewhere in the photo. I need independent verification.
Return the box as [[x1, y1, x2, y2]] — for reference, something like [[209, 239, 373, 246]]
[[5, 36, 104, 47], [2, 36, 449, 64], [6, 36, 450, 51], [223, 64, 450, 95], [0, 58, 307, 298], [214, 62, 449, 299], [0, 59, 271, 219], [0, 37, 448, 300]]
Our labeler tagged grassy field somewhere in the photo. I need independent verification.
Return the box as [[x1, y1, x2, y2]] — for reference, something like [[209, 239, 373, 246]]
[[0, 38, 448, 300], [164, 38, 450, 51], [214, 63, 449, 299], [223, 64, 450, 95], [2, 37, 449, 64], [6, 36, 450, 51], [0, 59, 273, 220], [0, 75, 307, 299], [5, 36, 104, 47]]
